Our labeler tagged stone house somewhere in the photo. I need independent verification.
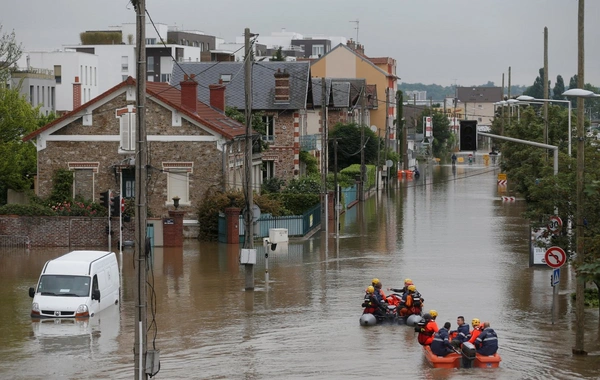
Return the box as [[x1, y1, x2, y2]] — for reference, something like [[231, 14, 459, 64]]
[[170, 61, 312, 185], [22, 75, 254, 219]]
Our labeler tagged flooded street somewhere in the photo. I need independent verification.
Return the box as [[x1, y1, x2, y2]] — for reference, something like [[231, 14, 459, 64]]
[[1, 162, 599, 379]]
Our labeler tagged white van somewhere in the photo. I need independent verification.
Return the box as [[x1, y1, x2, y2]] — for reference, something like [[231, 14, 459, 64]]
[[29, 250, 120, 318]]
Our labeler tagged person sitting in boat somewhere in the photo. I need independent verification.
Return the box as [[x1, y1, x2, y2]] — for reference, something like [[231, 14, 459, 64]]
[[449, 315, 470, 348], [430, 322, 454, 357], [398, 285, 422, 316], [371, 278, 386, 303], [417, 311, 439, 346], [474, 321, 498, 356], [362, 286, 386, 318], [467, 318, 483, 345]]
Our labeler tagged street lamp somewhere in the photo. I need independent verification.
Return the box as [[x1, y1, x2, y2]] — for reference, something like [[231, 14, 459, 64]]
[[563, 87, 600, 355], [516, 95, 573, 157]]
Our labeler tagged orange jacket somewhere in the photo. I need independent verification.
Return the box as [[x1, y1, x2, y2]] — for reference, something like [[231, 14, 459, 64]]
[[468, 327, 482, 344], [417, 320, 439, 345]]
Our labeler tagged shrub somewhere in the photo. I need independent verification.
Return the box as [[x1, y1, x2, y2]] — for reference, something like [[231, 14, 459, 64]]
[[0, 203, 55, 216]]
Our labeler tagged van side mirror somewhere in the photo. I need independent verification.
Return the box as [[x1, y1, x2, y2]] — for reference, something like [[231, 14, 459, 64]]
[[29, 287, 35, 298], [92, 289, 101, 301]]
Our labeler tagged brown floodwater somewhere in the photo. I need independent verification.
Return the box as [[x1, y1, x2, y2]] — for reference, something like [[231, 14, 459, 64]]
[[1, 160, 599, 379]]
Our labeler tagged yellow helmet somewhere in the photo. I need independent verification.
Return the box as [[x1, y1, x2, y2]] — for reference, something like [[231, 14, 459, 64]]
[[367, 286, 375, 294], [429, 310, 438, 318], [372, 278, 380, 285], [404, 278, 412, 285], [472, 318, 480, 327], [407, 285, 416, 292]]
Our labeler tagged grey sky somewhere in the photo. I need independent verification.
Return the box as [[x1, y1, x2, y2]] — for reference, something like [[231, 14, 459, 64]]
[[3, 0, 599, 87]]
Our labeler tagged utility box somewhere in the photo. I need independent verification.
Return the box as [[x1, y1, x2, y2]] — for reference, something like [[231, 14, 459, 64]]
[[268, 228, 289, 244], [145, 349, 160, 376], [239, 249, 257, 265]]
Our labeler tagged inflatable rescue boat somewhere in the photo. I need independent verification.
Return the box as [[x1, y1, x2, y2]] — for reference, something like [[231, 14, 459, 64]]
[[422, 342, 501, 369]]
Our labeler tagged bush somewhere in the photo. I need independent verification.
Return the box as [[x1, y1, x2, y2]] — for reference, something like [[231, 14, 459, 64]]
[[49, 200, 106, 217]]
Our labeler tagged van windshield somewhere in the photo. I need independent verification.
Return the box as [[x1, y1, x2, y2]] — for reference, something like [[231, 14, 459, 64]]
[[37, 275, 91, 297]]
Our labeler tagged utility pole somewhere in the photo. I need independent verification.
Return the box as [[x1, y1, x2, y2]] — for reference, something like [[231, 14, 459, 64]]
[[508, 66, 511, 99], [397, 90, 406, 171], [133, 0, 148, 378], [243, 27, 255, 290], [384, 88, 390, 183], [332, 137, 341, 238], [359, 86, 366, 201], [321, 77, 328, 232], [543, 27, 549, 147], [501, 73, 505, 135], [573, 0, 586, 356]]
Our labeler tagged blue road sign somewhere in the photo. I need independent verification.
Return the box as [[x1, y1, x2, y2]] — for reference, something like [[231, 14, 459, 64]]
[[552, 268, 560, 287]]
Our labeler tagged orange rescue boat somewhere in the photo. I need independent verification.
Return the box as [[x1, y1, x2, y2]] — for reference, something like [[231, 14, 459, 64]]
[[422, 344, 502, 369], [422, 345, 461, 369]]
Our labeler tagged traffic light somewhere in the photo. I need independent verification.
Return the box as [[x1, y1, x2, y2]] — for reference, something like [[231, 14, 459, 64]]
[[459, 120, 478, 151], [100, 191, 110, 208], [111, 195, 121, 217]]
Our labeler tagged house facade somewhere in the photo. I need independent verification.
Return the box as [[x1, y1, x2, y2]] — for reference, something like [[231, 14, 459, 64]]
[[457, 86, 503, 130], [310, 41, 398, 143], [9, 66, 56, 116], [171, 61, 312, 184], [23, 76, 250, 218]]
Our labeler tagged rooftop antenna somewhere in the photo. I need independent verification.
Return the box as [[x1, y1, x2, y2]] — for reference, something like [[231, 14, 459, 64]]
[[349, 19, 359, 44]]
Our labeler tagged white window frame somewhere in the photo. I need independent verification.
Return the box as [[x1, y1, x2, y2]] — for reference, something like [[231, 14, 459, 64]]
[[163, 162, 193, 205], [261, 115, 275, 142], [312, 44, 324, 57], [117, 107, 136, 152]]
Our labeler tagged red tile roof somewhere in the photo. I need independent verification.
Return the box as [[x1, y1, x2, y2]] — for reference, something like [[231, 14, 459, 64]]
[[23, 77, 245, 142]]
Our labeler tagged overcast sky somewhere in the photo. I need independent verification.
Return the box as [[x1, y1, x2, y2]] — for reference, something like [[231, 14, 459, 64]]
[[2, 0, 599, 87]]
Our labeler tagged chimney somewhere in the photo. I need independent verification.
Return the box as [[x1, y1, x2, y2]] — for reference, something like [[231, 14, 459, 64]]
[[274, 68, 290, 103], [356, 43, 365, 56], [346, 39, 356, 51], [209, 79, 226, 112], [73, 76, 81, 109], [179, 74, 198, 113]]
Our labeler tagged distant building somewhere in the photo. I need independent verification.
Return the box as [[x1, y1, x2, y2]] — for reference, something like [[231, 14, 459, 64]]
[[456, 86, 502, 128], [9, 63, 56, 116], [19, 50, 99, 114]]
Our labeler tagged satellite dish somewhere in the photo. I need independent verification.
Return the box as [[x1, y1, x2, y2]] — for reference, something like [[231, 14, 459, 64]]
[[370, 125, 377, 132]]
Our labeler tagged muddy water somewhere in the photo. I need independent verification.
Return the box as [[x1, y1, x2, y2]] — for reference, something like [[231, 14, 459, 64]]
[[1, 163, 599, 379]]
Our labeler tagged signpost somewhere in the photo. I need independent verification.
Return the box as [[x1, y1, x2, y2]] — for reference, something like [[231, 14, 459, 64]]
[[547, 216, 563, 235], [545, 246, 566, 325]]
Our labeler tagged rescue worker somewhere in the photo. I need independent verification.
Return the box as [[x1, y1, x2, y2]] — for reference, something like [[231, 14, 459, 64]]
[[371, 278, 386, 302], [387, 278, 413, 294], [417, 312, 439, 346], [467, 318, 483, 345], [430, 322, 454, 357], [362, 286, 386, 318], [398, 285, 418, 316], [449, 315, 470, 348], [474, 321, 498, 356]]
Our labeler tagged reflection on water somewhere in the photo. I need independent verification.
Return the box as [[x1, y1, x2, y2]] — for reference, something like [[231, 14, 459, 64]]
[[1, 164, 599, 379]]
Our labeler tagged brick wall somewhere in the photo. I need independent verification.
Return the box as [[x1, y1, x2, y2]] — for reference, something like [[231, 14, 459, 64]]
[[0, 215, 134, 248], [262, 110, 300, 181]]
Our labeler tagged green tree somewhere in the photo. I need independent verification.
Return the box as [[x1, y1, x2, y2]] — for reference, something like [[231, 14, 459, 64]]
[[568, 75, 578, 89], [524, 68, 550, 99], [552, 75, 565, 100], [0, 25, 22, 83], [415, 109, 452, 156], [327, 122, 379, 172], [271, 47, 285, 61], [0, 87, 45, 205], [224, 106, 268, 151]]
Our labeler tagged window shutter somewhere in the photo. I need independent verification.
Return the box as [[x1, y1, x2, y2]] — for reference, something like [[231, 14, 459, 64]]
[[168, 170, 188, 202], [129, 113, 136, 151], [120, 114, 129, 150]]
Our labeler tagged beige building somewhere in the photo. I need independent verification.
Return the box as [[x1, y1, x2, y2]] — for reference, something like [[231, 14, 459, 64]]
[[310, 41, 398, 140]]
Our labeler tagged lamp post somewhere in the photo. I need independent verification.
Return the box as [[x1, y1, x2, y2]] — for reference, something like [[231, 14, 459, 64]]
[[563, 87, 600, 355], [516, 95, 573, 157]]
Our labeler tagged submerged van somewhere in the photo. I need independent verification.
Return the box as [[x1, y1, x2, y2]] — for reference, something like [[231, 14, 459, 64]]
[[29, 250, 120, 318]]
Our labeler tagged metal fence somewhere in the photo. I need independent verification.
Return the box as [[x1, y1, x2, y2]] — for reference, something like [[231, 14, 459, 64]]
[[218, 204, 321, 243], [0, 235, 31, 249]]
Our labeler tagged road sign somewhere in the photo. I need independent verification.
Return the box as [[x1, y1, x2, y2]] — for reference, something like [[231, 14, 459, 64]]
[[547, 216, 563, 234], [544, 246, 566, 268], [552, 268, 560, 287], [121, 197, 126, 213]]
